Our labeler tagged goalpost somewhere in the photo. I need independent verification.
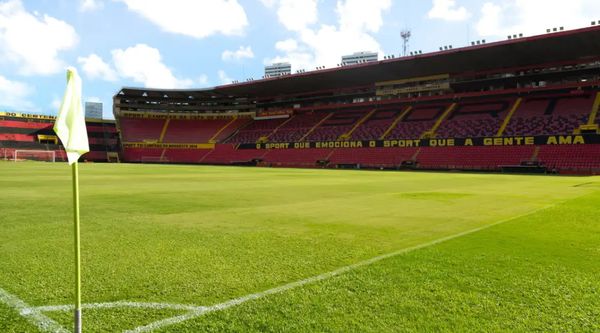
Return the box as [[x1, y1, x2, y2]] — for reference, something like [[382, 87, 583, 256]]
[[14, 150, 56, 162]]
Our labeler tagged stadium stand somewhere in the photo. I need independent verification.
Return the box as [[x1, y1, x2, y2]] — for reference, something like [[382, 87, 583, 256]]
[[113, 25, 600, 175], [201, 144, 266, 165], [503, 92, 595, 136], [415, 146, 536, 171], [269, 112, 330, 142], [226, 118, 288, 144], [0, 111, 118, 162], [329, 147, 418, 168], [435, 98, 515, 138], [119, 118, 164, 142], [263, 148, 332, 167], [304, 109, 368, 141], [350, 107, 407, 140], [537, 144, 600, 173]]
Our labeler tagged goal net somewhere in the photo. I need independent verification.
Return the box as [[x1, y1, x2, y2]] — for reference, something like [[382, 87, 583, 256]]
[[14, 150, 56, 162]]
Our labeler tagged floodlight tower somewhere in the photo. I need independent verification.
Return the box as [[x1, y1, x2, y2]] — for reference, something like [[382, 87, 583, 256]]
[[401, 30, 411, 57]]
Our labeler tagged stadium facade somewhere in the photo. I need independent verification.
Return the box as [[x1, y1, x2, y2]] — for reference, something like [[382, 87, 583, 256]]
[[2, 25, 600, 173]]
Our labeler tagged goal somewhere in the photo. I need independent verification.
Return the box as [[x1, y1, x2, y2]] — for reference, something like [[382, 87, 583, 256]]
[[14, 150, 56, 162]]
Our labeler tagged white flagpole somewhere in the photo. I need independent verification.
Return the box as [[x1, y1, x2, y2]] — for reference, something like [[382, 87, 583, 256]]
[[54, 67, 89, 333], [72, 161, 82, 333]]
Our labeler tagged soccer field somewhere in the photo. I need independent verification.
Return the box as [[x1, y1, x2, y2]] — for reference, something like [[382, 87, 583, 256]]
[[1, 162, 599, 332]]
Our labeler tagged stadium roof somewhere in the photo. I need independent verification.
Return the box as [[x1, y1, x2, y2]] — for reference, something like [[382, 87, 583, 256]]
[[117, 25, 600, 100]]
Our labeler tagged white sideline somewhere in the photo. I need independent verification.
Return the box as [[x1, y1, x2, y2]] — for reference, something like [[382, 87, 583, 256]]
[[32, 301, 205, 313], [0, 287, 69, 333], [126, 203, 558, 333]]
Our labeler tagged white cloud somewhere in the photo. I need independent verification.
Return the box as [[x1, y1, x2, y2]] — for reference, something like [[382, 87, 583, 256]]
[[276, 0, 318, 31], [428, 0, 470, 22], [265, 0, 391, 71], [118, 0, 248, 38], [80, 0, 103, 12], [476, 0, 600, 37], [275, 39, 298, 52], [218, 70, 233, 85], [337, 0, 391, 32], [197, 74, 209, 86], [0, 75, 33, 109], [0, 0, 78, 75], [86, 96, 102, 103], [50, 96, 61, 110], [259, 0, 277, 8], [221, 46, 254, 61], [77, 54, 118, 81], [76, 45, 209, 89], [112, 44, 193, 89]]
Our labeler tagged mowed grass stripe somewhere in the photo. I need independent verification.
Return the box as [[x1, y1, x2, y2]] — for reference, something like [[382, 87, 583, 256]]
[[0, 162, 598, 332], [163, 190, 600, 333], [130, 200, 568, 333]]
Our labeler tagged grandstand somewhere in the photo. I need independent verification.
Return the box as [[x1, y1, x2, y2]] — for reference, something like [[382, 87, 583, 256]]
[[3, 25, 596, 173], [0, 111, 119, 162], [111, 26, 600, 174]]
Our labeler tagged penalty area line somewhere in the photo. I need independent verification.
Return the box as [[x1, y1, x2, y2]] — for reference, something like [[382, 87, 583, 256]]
[[127, 202, 562, 333], [0, 287, 69, 333]]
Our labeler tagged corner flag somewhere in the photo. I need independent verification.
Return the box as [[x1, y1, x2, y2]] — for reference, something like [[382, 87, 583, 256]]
[[54, 67, 89, 164], [54, 67, 89, 333]]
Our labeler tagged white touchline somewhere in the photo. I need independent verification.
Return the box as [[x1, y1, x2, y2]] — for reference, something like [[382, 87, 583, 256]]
[[126, 203, 562, 333], [32, 301, 205, 313], [0, 287, 69, 333]]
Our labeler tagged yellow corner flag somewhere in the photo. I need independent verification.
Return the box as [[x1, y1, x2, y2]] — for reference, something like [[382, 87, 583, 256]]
[[54, 67, 89, 164], [54, 67, 88, 333]]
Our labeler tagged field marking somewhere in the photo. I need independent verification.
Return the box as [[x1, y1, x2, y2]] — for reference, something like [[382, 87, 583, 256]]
[[0, 287, 69, 333], [127, 202, 563, 333], [32, 301, 205, 312], [5, 192, 590, 333]]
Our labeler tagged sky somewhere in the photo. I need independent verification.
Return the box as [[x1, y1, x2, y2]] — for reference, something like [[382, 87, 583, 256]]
[[1, 0, 599, 119]]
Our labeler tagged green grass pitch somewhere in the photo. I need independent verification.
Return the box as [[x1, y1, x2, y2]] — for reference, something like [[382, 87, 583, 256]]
[[1, 162, 599, 332]]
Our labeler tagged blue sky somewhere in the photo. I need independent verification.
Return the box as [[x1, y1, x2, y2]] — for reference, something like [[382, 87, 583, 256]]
[[1, 0, 599, 119]]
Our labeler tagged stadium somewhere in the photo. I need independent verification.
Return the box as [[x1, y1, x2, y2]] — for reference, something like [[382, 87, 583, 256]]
[[5, 26, 600, 173], [1, 6, 600, 333]]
